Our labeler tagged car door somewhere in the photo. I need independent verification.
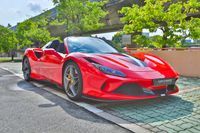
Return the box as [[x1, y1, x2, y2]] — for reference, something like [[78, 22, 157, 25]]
[[29, 48, 43, 78], [40, 40, 66, 84]]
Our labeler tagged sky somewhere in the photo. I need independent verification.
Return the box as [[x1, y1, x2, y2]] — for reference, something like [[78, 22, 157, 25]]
[[92, 32, 118, 40], [0, 0, 116, 39], [0, 0, 164, 40], [0, 0, 55, 27], [92, 30, 164, 40]]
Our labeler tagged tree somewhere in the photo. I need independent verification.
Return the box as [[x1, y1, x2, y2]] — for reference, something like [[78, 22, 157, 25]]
[[120, 0, 200, 48], [7, 23, 12, 28], [52, 0, 108, 35], [0, 25, 18, 60], [16, 19, 56, 48], [112, 32, 124, 45]]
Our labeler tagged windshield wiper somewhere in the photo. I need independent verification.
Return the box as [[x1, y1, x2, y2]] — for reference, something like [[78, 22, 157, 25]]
[[103, 52, 120, 54]]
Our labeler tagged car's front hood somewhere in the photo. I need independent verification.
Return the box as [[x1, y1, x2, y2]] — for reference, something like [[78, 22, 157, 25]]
[[83, 53, 172, 72]]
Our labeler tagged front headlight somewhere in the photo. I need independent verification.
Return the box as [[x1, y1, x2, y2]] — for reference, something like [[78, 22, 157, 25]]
[[92, 63, 126, 77]]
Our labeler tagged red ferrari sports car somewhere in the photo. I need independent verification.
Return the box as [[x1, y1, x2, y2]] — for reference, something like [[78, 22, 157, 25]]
[[22, 37, 179, 101]]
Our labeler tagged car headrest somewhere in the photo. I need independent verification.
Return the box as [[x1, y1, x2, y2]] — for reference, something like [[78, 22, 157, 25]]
[[51, 40, 60, 50]]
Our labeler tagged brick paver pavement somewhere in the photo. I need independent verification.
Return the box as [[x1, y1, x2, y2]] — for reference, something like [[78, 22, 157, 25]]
[[95, 77, 200, 133]]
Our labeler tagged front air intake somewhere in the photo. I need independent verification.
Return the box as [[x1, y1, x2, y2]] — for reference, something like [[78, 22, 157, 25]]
[[113, 83, 143, 96]]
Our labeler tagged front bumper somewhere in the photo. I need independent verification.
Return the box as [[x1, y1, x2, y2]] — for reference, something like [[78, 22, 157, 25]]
[[84, 85, 179, 101], [82, 72, 179, 101]]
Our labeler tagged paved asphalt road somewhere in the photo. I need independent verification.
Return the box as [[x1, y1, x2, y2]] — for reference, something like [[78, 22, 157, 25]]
[[0, 63, 130, 133]]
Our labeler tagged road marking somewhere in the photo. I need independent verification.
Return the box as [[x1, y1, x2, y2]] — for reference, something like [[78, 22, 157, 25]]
[[0, 67, 23, 78], [0, 74, 18, 77], [0, 66, 151, 133]]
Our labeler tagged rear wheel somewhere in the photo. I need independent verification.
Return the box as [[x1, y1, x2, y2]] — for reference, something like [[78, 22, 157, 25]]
[[22, 57, 31, 81], [63, 62, 83, 100]]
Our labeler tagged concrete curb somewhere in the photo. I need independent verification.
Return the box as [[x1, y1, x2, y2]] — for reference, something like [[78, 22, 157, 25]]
[[0, 67, 151, 133]]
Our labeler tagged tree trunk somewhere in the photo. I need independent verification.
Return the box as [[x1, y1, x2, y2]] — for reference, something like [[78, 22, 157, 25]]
[[11, 50, 15, 61], [162, 32, 168, 48], [11, 55, 14, 61]]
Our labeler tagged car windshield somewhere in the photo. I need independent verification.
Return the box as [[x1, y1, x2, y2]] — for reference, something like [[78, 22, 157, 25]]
[[67, 37, 119, 54]]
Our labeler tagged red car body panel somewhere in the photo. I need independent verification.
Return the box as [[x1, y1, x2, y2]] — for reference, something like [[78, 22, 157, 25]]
[[23, 38, 179, 101]]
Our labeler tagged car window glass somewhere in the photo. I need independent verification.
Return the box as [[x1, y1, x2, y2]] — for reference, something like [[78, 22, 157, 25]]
[[42, 41, 52, 49], [57, 43, 66, 54], [67, 37, 118, 54]]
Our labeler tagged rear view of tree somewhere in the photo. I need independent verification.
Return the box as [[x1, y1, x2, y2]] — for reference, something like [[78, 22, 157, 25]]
[[16, 20, 56, 48], [52, 0, 108, 35], [0, 25, 18, 60], [120, 0, 200, 48]]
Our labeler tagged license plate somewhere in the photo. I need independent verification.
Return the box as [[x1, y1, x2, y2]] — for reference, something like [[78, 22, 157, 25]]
[[153, 78, 176, 86], [160, 94, 166, 97]]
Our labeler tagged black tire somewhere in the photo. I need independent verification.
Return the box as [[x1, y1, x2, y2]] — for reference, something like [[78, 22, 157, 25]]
[[22, 57, 31, 81], [63, 61, 83, 101]]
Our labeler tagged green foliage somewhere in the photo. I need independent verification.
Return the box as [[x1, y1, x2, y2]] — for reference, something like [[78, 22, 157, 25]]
[[112, 43, 125, 53], [0, 57, 22, 63], [0, 25, 18, 53], [52, 0, 108, 34], [120, 0, 200, 48], [111, 32, 127, 52], [16, 19, 56, 47], [188, 18, 200, 39], [112, 32, 123, 45]]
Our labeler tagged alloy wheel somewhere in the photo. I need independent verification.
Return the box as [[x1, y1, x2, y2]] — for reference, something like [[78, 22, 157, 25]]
[[64, 64, 81, 98], [23, 58, 31, 81]]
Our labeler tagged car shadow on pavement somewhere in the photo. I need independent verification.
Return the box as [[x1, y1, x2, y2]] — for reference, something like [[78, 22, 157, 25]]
[[16, 80, 110, 124], [95, 96, 194, 124]]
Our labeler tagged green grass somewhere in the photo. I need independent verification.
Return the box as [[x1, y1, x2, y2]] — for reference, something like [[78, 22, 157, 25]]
[[0, 57, 22, 63]]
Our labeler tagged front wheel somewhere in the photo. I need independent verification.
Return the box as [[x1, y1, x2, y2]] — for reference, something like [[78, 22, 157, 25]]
[[63, 62, 83, 101], [22, 57, 31, 81]]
